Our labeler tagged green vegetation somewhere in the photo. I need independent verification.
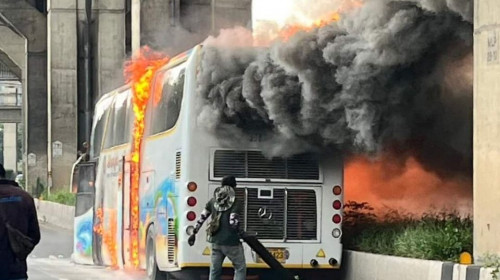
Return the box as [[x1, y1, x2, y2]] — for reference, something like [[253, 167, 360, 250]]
[[342, 201, 473, 262], [40, 189, 76, 206], [484, 254, 500, 279]]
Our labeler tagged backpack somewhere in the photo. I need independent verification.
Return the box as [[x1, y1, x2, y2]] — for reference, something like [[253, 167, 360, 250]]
[[0, 205, 35, 260], [207, 186, 236, 237]]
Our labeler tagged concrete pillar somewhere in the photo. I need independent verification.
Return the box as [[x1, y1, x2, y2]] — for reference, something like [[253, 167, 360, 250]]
[[0, 1, 48, 192], [3, 123, 17, 174], [47, 0, 78, 191], [136, 0, 250, 54], [474, 0, 500, 260], [212, 0, 252, 30], [95, 0, 126, 95], [25, 51, 48, 192], [140, 0, 170, 50]]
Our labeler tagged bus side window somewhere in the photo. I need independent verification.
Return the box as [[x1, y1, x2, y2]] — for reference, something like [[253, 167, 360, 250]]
[[112, 94, 129, 146], [91, 104, 111, 157], [103, 103, 116, 149], [150, 64, 186, 134], [91, 117, 105, 158], [166, 70, 185, 130], [125, 94, 133, 142]]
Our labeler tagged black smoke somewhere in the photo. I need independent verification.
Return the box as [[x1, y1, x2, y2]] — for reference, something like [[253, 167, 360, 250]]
[[196, 0, 473, 179]]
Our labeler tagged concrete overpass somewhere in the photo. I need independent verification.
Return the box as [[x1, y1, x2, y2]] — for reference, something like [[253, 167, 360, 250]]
[[0, 53, 22, 173]]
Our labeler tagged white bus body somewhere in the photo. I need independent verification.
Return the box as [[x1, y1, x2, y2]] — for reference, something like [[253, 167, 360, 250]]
[[73, 45, 344, 278]]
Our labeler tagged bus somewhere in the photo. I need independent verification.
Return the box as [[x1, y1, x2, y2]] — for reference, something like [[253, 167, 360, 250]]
[[72, 45, 344, 279]]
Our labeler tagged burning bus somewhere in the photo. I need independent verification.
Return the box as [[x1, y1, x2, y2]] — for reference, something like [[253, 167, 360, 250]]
[[72, 45, 344, 279]]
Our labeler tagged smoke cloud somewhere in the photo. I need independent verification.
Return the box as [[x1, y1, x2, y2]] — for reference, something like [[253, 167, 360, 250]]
[[197, 0, 473, 179]]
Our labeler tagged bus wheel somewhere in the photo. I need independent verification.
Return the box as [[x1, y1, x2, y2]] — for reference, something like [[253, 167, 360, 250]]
[[147, 228, 167, 280]]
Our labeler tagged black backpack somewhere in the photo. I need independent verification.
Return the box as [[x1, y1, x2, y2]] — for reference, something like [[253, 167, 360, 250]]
[[0, 207, 35, 260]]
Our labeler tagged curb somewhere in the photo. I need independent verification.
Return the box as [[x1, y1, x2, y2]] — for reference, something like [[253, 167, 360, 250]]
[[34, 198, 75, 230], [343, 251, 495, 280]]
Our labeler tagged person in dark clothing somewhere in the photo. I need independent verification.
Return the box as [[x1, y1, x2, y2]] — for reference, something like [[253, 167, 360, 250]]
[[188, 176, 246, 280], [0, 164, 41, 280]]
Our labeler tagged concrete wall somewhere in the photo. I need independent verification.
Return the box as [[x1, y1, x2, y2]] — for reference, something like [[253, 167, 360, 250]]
[[342, 251, 443, 280], [48, 0, 78, 190], [34, 198, 75, 230], [136, 0, 251, 55], [341, 251, 492, 280], [93, 0, 126, 95], [473, 0, 500, 260], [140, 0, 170, 50]]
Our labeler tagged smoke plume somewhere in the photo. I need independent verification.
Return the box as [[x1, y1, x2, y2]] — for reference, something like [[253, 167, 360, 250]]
[[197, 0, 473, 179]]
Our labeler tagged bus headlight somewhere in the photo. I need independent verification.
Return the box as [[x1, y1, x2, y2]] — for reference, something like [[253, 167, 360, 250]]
[[332, 228, 342, 238], [186, 226, 195, 235]]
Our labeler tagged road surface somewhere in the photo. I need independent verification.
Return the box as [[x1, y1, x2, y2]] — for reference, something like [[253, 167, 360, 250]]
[[28, 222, 341, 280], [28, 222, 146, 280]]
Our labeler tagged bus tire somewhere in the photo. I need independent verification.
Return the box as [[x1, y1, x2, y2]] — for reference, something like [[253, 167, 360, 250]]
[[147, 227, 167, 280]]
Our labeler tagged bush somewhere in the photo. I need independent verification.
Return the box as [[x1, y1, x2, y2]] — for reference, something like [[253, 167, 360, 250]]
[[342, 201, 473, 262], [40, 189, 76, 206]]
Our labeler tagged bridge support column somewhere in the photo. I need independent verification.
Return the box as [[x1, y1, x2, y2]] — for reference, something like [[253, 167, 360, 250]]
[[133, 0, 251, 55], [95, 0, 126, 94], [47, 0, 78, 191], [25, 51, 47, 192], [474, 0, 500, 260]]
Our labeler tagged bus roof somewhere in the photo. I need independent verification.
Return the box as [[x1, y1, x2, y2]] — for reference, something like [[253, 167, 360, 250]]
[[94, 44, 201, 107]]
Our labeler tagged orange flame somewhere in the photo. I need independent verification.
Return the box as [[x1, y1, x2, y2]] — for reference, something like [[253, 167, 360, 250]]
[[93, 208, 118, 268], [279, 12, 341, 41], [253, 0, 363, 45], [125, 46, 170, 268], [344, 155, 472, 217]]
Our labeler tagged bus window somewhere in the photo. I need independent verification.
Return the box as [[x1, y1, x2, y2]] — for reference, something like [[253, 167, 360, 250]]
[[91, 116, 106, 157], [165, 69, 185, 130], [124, 94, 133, 142], [112, 92, 129, 146], [103, 104, 116, 149], [103, 91, 130, 149], [90, 99, 113, 158], [150, 64, 186, 135]]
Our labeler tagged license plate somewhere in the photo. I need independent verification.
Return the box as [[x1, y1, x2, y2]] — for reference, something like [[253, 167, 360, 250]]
[[257, 248, 286, 264]]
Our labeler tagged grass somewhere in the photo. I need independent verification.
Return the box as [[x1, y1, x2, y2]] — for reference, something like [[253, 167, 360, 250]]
[[39, 189, 76, 206], [342, 201, 473, 262]]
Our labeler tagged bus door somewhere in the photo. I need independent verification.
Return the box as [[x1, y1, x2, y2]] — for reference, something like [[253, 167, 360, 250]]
[[73, 161, 96, 265], [92, 159, 104, 266], [120, 156, 132, 267]]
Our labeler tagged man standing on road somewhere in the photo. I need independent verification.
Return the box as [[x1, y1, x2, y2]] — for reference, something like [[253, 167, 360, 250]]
[[188, 175, 246, 280], [0, 163, 41, 280]]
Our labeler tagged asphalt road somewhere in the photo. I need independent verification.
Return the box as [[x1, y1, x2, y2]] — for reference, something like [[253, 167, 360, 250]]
[[27, 222, 147, 280], [27, 223, 342, 280]]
